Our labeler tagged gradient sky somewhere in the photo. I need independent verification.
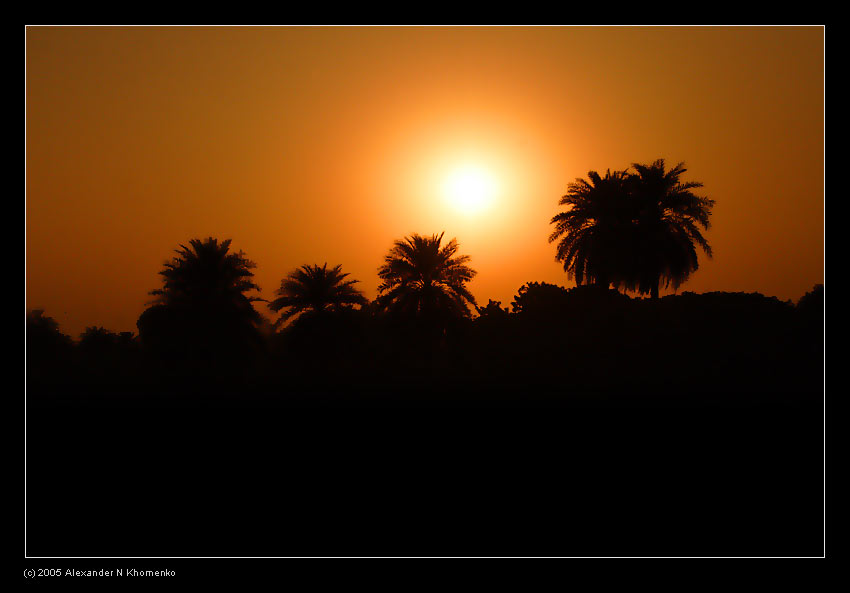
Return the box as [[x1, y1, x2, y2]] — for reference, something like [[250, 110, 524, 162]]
[[26, 26, 824, 337]]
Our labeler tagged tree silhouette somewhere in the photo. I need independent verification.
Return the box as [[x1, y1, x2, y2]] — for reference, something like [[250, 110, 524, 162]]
[[78, 326, 135, 355], [623, 160, 715, 298], [26, 309, 69, 342], [549, 169, 633, 289], [138, 237, 264, 374], [796, 283, 824, 316], [26, 309, 73, 371], [550, 161, 714, 298], [795, 283, 824, 352], [376, 232, 477, 320], [511, 281, 571, 316], [149, 237, 263, 318], [476, 299, 511, 320], [269, 263, 367, 326]]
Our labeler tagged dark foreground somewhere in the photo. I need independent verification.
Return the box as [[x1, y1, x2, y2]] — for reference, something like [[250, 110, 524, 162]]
[[26, 289, 825, 556], [27, 385, 823, 558]]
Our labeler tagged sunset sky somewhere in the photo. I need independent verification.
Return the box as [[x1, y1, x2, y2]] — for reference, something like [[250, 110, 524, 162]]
[[26, 26, 824, 337]]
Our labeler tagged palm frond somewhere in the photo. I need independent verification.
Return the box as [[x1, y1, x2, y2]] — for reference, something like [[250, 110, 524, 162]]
[[376, 232, 477, 319], [271, 262, 367, 325]]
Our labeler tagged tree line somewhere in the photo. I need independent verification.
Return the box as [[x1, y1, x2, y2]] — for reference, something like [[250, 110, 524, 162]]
[[26, 159, 823, 406]]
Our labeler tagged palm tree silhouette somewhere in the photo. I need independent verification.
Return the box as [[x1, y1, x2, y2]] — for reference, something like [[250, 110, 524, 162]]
[[269, 263, 368, 326], [549, 169, 633, 289], [376, 232, 477, 319], [139, 237, 264, 368], [150, 237, 263, 318], [624, 160, 715, 298]]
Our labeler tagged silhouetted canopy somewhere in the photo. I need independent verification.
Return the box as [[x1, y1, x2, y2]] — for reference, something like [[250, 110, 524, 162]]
[[26, 309, 73, 357], [550, 160, 714, 298], [138, 237, 264, 371], [549, 168, 633, 289], [376, 232, 477, 319], [149, 237, 263, 319], [619, 160, 715, 297], [269, 263, 367, 326]]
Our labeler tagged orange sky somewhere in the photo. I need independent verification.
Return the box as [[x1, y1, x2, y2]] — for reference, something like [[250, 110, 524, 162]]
[[26, 26, 824, 337]]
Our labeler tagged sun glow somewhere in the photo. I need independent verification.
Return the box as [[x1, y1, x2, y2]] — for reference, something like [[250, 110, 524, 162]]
[[442, 165, 499, 215]]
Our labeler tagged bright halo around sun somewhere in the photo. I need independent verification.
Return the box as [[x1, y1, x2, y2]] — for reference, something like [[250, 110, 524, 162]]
[[442, 165, 498, 215]]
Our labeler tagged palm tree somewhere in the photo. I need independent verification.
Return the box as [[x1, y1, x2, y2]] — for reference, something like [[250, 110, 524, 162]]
[[150, 237, 263, 318], [269, 263, 367, 326], [549, 168, 633, 289], [376, 232, 477, 319], [624, 160, 715, 299], [139, 237, 264, 366]]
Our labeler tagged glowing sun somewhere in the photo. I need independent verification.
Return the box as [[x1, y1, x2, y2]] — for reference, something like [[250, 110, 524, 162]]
[[442, 165, 498, 215]]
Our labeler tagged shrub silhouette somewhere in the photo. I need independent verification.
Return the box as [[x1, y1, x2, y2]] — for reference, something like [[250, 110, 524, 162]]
[[78, 326, 133, 354], [476, 299, 511, 320], [797, 283, 824, 321], [26, 309, 74, 385], [27, 309, 72, 352], [795, 284, 824, 361], [511, 281, 571, 317]]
